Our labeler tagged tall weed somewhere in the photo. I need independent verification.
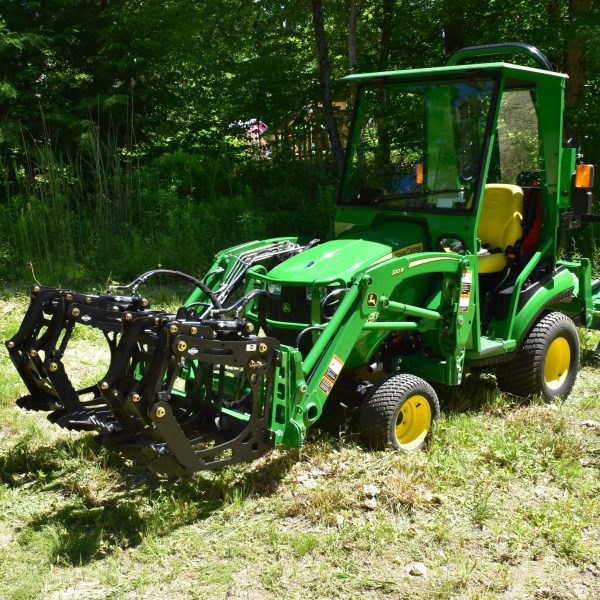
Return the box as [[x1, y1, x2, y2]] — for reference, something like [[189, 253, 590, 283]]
[[0, 135, 336, 284]]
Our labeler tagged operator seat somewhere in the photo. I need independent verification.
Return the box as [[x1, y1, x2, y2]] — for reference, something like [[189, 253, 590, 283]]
[[477, 184, 524, 274]]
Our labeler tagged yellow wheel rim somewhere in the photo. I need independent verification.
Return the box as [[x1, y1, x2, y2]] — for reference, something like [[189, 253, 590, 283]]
[[544, 337, 571, 390], [394, 394, 432, 450]]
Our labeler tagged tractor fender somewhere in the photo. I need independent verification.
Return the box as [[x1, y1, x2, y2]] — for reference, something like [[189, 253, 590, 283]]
[[512, 268, 577, 347]]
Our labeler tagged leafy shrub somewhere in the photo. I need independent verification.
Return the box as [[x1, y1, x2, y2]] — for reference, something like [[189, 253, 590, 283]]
[[0, 142, 336, 284]]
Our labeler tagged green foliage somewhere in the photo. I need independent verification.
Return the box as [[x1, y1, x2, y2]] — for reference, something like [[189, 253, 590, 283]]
[[0, 0, 599, 282], [0, 138, 336, 283]]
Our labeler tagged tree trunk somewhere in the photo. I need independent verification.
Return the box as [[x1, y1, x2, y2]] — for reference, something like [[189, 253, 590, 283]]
[[547, 0, 563, 69], [348, 0, 359, 104], [377, 0, 393, 163], [348, 0, 358, 73], [378, 0, 393, 71], [443, 0, 465, 56], [565, 0, 591, 108], [311, 0, 345, 176]]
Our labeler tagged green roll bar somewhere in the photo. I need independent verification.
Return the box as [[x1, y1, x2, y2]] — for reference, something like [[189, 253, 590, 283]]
[[447, 42, 554, 72]]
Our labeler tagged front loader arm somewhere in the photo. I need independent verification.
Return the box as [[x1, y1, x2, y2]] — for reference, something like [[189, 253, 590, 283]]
[[184, 237, 304, 315]]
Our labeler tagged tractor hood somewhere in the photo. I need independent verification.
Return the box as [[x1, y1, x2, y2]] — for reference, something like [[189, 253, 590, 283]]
[[267, 221, 427, 284]]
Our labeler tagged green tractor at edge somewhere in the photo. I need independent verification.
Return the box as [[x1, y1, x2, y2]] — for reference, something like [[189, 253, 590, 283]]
[[6, 43, 600, 476]]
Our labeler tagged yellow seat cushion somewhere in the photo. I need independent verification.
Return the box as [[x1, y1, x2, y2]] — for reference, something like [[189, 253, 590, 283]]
[[477, 184, 524, 274]]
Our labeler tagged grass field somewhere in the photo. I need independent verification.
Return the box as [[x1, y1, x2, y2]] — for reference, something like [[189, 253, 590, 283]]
[[0, 289, 598, 599]]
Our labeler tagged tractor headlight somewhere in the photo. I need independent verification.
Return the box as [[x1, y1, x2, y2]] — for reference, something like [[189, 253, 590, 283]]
[[267, 284, 282, 296]]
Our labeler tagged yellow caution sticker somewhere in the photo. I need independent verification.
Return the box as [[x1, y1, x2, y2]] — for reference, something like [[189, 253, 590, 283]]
[[318, 376, 334, 394], [319, 355, 344, 395], [459, 270, 472, 312]]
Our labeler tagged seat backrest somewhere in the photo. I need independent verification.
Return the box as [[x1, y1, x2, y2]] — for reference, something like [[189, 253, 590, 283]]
[[520, 187, 543, 258], [477, 184, 524, 251]]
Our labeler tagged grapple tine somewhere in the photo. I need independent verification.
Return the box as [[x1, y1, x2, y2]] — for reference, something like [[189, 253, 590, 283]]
[[6, 286, 65, 410]]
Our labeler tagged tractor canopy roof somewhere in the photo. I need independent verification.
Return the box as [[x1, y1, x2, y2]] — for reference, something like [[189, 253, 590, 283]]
[[342, 62, 567, 86], [343, 43, 567, 86]]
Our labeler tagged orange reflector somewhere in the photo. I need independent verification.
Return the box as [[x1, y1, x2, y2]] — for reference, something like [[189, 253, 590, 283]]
[[575, 164, 595, 188], [416, 162, 424, 185]]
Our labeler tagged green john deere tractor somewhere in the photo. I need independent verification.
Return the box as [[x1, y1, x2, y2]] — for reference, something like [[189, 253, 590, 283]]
[[6, 43, 600, 476]]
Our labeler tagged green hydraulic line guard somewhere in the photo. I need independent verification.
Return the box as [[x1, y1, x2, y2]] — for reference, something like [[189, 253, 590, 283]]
[[302, 281, 361, 376], [247, 265, 346, 289], [447, 42, 554, 72], [381, 298, 442, 321], [221, 406, 250, 422], [363, 321, 421, 331], [266, 318, 309, 330]]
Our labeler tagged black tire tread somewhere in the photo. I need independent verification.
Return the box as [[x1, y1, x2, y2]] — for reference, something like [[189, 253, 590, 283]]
[[358, 374, 440, 450], [496, 312, 579, 399]]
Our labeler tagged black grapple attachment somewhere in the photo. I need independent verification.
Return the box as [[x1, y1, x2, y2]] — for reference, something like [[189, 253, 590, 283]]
[[96, 311, 281, 477], [7, 241, 310, 477], [6, 283, 280, 477]]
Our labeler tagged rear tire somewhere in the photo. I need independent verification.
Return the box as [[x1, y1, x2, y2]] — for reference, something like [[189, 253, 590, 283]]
[[358, 374, 440, 450], [496, 312, 579, 400]]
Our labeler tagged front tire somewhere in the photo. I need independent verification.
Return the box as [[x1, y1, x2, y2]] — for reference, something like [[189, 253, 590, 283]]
[[358, 374, 440, 450], [496, 312, 579, 400]]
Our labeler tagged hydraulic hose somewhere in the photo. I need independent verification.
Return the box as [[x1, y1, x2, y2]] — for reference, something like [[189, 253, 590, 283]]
[[110, 268, 222, 309], [210, 288, 268, 316]]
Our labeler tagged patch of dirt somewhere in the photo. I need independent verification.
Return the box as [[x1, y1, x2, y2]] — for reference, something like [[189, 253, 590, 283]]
[[48, 579, 108, 600], [503, 558, 600, 599]]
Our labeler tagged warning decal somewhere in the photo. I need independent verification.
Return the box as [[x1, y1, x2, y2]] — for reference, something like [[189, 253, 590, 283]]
[[319, 355, 344, 396], [319, 378, 333, 394], [325, 355, 343, 381], [459, 270, 472, 312]]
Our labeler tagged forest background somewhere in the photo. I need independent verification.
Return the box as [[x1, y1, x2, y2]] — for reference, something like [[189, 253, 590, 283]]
[[1, 0, 598, 284]]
